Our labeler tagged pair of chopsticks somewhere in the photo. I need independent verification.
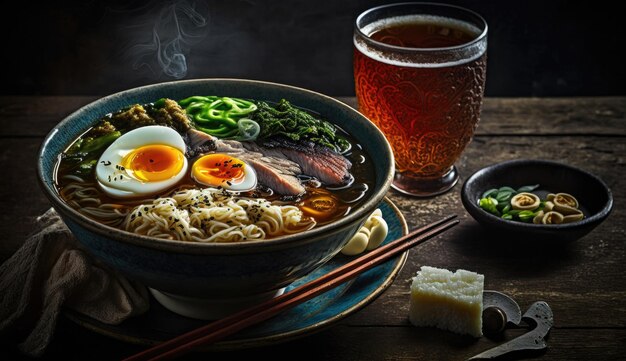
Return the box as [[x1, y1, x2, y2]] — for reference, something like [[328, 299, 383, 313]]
[[124, 214, 459, 361]]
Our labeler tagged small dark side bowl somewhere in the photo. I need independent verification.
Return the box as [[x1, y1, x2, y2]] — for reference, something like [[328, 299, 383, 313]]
[[37, 79, 394, 299], [461, 159, 613, 243]]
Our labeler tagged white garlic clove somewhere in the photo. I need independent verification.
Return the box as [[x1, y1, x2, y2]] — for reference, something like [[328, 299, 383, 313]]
[[366, 216, 388, 250], [364, 208, 383, 229], [533, 210, 545, 224], [358, 225, 371, 237], [341, 232, 369, 256]]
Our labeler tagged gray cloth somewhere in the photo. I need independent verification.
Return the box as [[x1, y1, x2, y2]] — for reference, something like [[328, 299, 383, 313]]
[[0, 208, 150, 357]]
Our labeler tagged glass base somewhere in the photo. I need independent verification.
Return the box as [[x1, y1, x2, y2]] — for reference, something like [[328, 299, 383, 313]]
[[391, 166, 459, 197]]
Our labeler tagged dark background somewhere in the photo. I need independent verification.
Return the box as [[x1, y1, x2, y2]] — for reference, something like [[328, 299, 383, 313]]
[[1, 0, 624, 97]]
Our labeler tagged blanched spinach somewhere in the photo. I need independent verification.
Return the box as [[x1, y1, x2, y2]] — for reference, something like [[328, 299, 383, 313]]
[[251, 99, 350, 153]]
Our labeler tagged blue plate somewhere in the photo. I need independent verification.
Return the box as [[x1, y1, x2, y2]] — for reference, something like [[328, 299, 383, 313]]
[[65, 197, 408, 350]]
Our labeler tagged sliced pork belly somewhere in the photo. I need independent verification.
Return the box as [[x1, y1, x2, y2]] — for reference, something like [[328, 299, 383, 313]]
[[244, 158, 305, 196], [244, 138, 352, 186]]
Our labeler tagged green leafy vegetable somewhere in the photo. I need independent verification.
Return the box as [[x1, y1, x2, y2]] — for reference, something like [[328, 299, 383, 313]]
[[479, 197, 500, 216], [251, 99, 350, 153], [64, 130, 122, 176], [517, 184, 540, 193], [77, 159, 98, 176], [501, 203, 511, 214], [68, 131, 122, 153], [478, 184, 542, 223], [498, 186, 516, 193], [495, 191, 513, 204], [481, 188, 498, 199], [518, 210, 536, 222]]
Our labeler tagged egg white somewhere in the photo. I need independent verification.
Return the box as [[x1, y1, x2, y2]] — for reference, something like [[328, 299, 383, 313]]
[[224, 160, 257, 192], [96, 125, 188, 198]]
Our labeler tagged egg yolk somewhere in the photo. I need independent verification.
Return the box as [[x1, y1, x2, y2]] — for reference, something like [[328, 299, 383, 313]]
[[121, 144, 185, 182], [192, 154, 246, 186]]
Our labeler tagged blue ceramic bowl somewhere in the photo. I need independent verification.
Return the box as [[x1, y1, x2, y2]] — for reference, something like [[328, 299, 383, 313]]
[[37, 79, 394, 305], [461, 159, 613, 243]]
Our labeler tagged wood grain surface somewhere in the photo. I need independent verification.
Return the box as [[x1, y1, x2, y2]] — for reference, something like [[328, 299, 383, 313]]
[[0, 96, 624, 360]]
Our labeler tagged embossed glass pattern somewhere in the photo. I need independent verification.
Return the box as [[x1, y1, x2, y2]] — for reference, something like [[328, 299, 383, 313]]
[[354, 3, 488, 196]]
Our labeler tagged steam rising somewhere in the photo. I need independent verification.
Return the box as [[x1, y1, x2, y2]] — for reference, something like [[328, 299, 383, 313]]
[[125, 1, 209, 79]]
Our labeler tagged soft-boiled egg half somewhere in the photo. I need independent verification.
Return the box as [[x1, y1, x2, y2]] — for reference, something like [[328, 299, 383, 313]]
[[96, 125, 188, 198], [192, 153, 257, 192]]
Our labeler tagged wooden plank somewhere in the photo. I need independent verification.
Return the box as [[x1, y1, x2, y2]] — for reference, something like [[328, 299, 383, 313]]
[[336, 96, 626, 136], [2, 318, 624, 361], [477, 97, 626, 136], [0, 96, 97, 137], [1, 96, 625, 137]]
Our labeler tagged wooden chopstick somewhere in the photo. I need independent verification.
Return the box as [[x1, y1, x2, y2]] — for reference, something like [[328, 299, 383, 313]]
[[124, 214, 459, 361]]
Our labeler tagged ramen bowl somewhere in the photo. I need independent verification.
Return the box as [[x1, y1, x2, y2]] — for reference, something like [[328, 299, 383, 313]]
[[37, 79, 394, 319]]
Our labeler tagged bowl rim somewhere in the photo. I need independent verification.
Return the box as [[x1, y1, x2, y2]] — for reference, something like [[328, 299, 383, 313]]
[[461, 159, 613, 230], [37, 78, 395, 254]]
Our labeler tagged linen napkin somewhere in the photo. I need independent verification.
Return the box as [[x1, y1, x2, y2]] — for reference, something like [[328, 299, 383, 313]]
[[0, 208, 150, 357]]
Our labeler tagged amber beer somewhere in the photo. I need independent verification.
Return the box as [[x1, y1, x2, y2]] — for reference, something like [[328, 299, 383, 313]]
[[354, 3, 487, 196]]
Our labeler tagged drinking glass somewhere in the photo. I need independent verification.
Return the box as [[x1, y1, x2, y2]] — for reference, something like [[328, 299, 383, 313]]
[[354, 2, 488, 197]]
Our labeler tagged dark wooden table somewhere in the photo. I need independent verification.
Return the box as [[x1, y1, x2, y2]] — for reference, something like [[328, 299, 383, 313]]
[[1, 96, 624, 360]]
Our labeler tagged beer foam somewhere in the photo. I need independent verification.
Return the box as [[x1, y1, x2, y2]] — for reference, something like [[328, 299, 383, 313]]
[[355, 15, 486, 68]]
